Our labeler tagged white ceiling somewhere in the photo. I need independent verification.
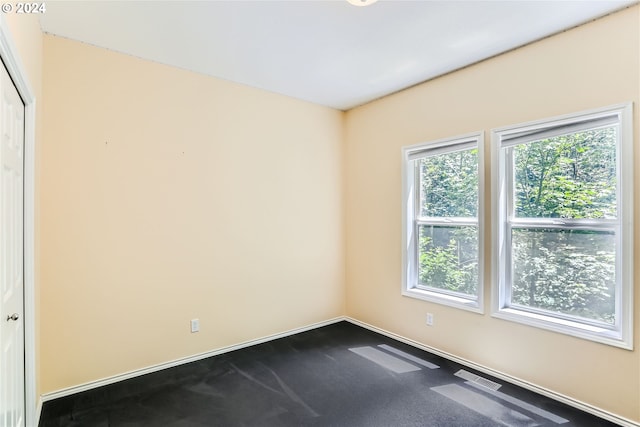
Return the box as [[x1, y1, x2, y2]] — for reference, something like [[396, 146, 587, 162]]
[[39, 0, 637, 110]]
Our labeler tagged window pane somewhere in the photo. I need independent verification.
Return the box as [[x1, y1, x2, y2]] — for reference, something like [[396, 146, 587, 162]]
[[511, 228, 615, 324], [513, 127, 617, 219], [419, 149, 477, 217], [418, 225, 478, 296]]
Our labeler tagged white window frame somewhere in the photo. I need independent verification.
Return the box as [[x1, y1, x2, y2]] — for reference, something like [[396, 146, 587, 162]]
[[491, 103, 634, 349], [402, 132, 484, 313]]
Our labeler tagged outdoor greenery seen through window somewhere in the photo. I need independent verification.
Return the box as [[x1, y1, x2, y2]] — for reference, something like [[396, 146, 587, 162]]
[[511, 127, 617, 324], [416, 127, 618, 324], [418, 148, 478, 297]]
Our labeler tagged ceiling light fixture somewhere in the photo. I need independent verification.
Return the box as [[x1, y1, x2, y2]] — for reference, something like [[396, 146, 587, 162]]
[[347, 0, 378, 7]]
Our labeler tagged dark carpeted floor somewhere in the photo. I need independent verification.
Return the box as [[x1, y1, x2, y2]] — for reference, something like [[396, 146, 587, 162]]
[[39, 321, 619, 426]]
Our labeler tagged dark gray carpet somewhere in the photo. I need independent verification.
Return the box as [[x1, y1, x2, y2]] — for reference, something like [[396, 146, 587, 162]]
[[39, 321, 618, 426]]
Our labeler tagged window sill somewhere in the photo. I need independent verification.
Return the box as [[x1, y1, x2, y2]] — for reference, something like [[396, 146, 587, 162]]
[[491, 307, 632, 350], [403, 288, 483, 314]]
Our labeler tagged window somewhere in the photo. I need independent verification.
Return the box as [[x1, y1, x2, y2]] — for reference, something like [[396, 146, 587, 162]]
[[492, 104, 633, 349], [402, 132, 484, 312]]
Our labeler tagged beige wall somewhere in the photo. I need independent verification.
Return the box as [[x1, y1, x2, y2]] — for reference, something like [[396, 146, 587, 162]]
[[40, 35, 345, 392], [345, 5, 640, 422], [3, 13, 43, 400]]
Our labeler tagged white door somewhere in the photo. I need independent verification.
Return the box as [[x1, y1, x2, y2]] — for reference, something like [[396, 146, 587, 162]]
[[0, 59, 26, 427]]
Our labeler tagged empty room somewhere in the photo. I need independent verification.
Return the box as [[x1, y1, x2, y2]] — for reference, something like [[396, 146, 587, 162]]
[[0, 1, 638, 426]]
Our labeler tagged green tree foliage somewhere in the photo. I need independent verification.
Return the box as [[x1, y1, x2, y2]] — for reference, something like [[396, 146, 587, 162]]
[[420, 149, 477, 217], [514, 128, 617, 219], [417, 128, 617, 323], [418, 149, 478, 296], [419, 226, 477, 295], [512, 229, 615, 323], [511, 128, 617, 323]]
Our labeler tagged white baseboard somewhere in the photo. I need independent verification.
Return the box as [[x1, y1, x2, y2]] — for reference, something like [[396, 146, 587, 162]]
[[345, 317, 639, 427], [40, 316, 346, 403]]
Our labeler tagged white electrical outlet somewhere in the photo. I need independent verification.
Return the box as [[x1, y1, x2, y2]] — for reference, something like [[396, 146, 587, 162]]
[[426, 313, 434, 326], [190, 318, 200, 333]]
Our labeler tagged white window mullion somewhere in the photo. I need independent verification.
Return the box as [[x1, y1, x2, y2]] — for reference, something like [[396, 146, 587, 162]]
[[503, 220, 514, 310], [506, 146, 516, 222], [416, 218, 478, 227], [509, 219, 617, 232]]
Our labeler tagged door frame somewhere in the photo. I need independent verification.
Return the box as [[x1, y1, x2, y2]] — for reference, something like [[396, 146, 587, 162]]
[[0, 15, 37, 427]]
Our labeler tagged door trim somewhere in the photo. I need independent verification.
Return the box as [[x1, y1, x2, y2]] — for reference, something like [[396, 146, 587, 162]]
[[0, 15, 36, 427]]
